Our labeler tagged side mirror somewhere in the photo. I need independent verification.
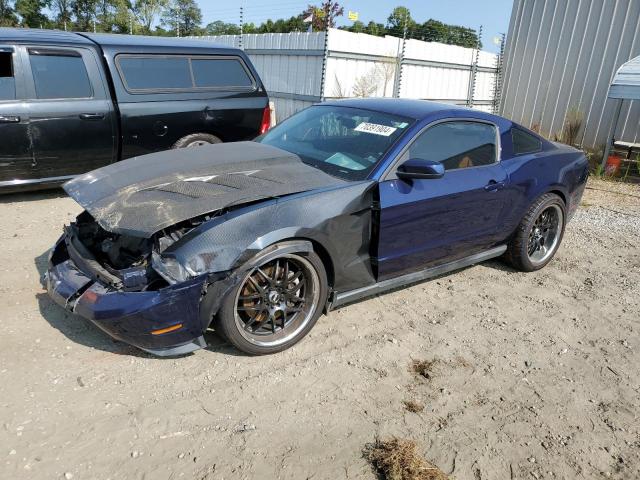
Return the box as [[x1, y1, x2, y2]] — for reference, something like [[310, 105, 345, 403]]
[[396, 158, 445, 180]]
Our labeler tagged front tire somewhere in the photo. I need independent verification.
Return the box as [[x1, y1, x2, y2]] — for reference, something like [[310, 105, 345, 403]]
[[213, 245, 328, 355], [505, 193, 566, 272]]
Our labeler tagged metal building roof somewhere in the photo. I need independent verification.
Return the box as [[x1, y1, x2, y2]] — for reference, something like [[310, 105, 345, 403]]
[[609, 55, 640, 100]]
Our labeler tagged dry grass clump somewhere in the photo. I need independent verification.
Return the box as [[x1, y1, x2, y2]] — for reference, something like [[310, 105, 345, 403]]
[[403, 400, 425, 413], [365, 437, 449, 480], [411, 359, 436, 380]]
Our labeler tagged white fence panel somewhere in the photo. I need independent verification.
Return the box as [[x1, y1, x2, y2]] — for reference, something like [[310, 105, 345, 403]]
[[191, 29, 499, 120], [328, 28, 401, 56], [324, 56, 396, 98], [400, 64, 471, 102]]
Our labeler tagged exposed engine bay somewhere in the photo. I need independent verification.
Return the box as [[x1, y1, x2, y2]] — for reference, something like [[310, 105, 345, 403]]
[[72, 210, 222, 292]]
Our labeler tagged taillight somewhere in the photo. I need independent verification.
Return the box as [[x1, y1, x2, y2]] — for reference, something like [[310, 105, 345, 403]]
[[259, 105, 271, 134]]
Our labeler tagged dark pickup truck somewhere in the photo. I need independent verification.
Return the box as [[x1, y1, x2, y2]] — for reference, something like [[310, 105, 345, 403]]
[[0, 28, 270, 193]]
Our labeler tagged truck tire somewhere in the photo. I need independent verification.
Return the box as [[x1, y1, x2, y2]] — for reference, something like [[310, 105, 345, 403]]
[[173, 133, 222, 149]]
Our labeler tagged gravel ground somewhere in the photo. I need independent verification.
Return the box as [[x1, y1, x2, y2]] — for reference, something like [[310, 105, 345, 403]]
[[0, 178, 638, 480]]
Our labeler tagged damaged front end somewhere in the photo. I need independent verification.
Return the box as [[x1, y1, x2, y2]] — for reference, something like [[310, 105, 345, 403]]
[[46, 211, 227, 356]]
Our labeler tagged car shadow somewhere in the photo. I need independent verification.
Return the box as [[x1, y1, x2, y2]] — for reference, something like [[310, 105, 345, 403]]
[[0, 188, 65, 204], [482, 258, 518, 273]]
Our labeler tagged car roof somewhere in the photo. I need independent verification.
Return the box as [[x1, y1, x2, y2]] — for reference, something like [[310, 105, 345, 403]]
[[0, 28, 237, 52], [82, 33, 232, 51], [0, 27, 94, 45], [321, 98, 497, 122]]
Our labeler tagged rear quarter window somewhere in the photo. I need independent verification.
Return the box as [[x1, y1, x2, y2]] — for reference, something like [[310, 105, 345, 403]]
[[512, 128, 542, 155], [116, 54, 255, 93]]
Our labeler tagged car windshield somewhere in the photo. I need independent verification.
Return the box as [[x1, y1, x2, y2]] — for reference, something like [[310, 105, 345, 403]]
[[256, 105, 413, 180]]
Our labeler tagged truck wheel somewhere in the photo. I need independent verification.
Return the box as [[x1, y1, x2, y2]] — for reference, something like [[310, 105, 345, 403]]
[[212, 244, 328, 355], [173, 133, 221, 149], [505, 193, 566, 272]]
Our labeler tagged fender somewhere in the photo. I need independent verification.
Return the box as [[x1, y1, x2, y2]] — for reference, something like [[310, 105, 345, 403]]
[[168, 180, 378, 297], [198, 240, 314, 330]]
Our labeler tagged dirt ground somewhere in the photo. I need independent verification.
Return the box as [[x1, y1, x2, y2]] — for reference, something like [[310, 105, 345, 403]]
[[1, 179, 638, 480]]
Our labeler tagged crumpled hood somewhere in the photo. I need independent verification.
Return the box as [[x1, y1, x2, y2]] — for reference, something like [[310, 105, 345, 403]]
[[64, 141, 346, 238]]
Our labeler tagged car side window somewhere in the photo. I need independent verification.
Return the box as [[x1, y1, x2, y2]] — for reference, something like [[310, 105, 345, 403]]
[[28, 49, 92, 99], [0, 50, 16, 101], [512, 128, 542, 155], [406, 121, 498, 171]]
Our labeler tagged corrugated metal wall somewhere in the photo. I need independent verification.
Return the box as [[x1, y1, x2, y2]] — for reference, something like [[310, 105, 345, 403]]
[[501, 0, 640, 147], [193, 29, 498, 121]]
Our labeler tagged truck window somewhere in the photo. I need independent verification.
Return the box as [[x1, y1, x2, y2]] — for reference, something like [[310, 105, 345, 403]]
[[28, 49, 92, 100], [191, 58, 253, 88], [116, 55, 256, 92], [0, 51, 15, 101], [117, 56, 192, 90]]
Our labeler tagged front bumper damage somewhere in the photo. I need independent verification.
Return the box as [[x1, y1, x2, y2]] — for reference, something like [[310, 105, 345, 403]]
[[46, 234, 211, 356]]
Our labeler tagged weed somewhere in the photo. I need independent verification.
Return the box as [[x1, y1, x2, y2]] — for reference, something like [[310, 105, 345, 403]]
[[365, 437, 449, 480], [403, 400, 425, 413], [561, 108, 583, 146], [411, 359, 436, 380]]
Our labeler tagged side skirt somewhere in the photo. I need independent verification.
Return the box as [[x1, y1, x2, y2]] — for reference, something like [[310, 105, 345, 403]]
[[330, 245, 507, 309]]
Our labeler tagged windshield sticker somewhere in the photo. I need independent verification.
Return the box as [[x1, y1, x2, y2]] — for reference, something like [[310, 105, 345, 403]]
[[354, 122, 397, 136]]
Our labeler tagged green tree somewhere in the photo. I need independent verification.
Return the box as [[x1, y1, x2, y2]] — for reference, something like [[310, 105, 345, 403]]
[[386, 6, 415, 37], [51, 0, 73, 29], [111, 0, 136, 33], [94, 0, 121, 32], [342, 19, 364, 33], [15, 0, 49, 27], [161, 0, 201, 36], [242, 21, 257, 33], [72, 0, 98, 31], [302, 1, 343, 31], [133, 0, 166, 34], [418, 19, 480, 48], [365, 21, 384, 36], [204, 20, 240, 35], [0, 0, 18, 26]]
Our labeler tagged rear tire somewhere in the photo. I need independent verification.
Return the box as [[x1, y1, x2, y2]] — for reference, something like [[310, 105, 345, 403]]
[[213, 245, 328, 355], [173, 133, 221, 149], [505, 193, 566, 272]]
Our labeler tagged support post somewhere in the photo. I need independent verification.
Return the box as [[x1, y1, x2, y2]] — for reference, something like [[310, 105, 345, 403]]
[[319, 1, 331, 101], [601, 98, 623, 171], [239, 6, 244, 49], [393, 11, 408, 98], [467, 25, 482, 108]]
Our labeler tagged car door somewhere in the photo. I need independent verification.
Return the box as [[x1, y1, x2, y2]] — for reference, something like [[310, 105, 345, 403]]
[[22, 45, 116, 178], [377, 119, 509, 280], [0, 45, 34, 185]]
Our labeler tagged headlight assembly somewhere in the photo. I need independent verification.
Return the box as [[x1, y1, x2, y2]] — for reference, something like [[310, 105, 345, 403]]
[[151, 252, 191, 284]]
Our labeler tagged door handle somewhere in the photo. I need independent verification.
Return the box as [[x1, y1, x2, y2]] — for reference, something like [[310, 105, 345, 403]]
[[484, 180, 505, 191], [79, 113, 105, 120], [0, 115, 20, 123]]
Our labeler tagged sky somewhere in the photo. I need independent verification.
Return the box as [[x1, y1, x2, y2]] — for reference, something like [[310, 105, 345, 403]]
[[199, 0, 515, 53]]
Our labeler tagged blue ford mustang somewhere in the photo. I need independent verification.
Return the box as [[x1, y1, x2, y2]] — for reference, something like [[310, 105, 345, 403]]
[[46, 99, 589, 356]]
